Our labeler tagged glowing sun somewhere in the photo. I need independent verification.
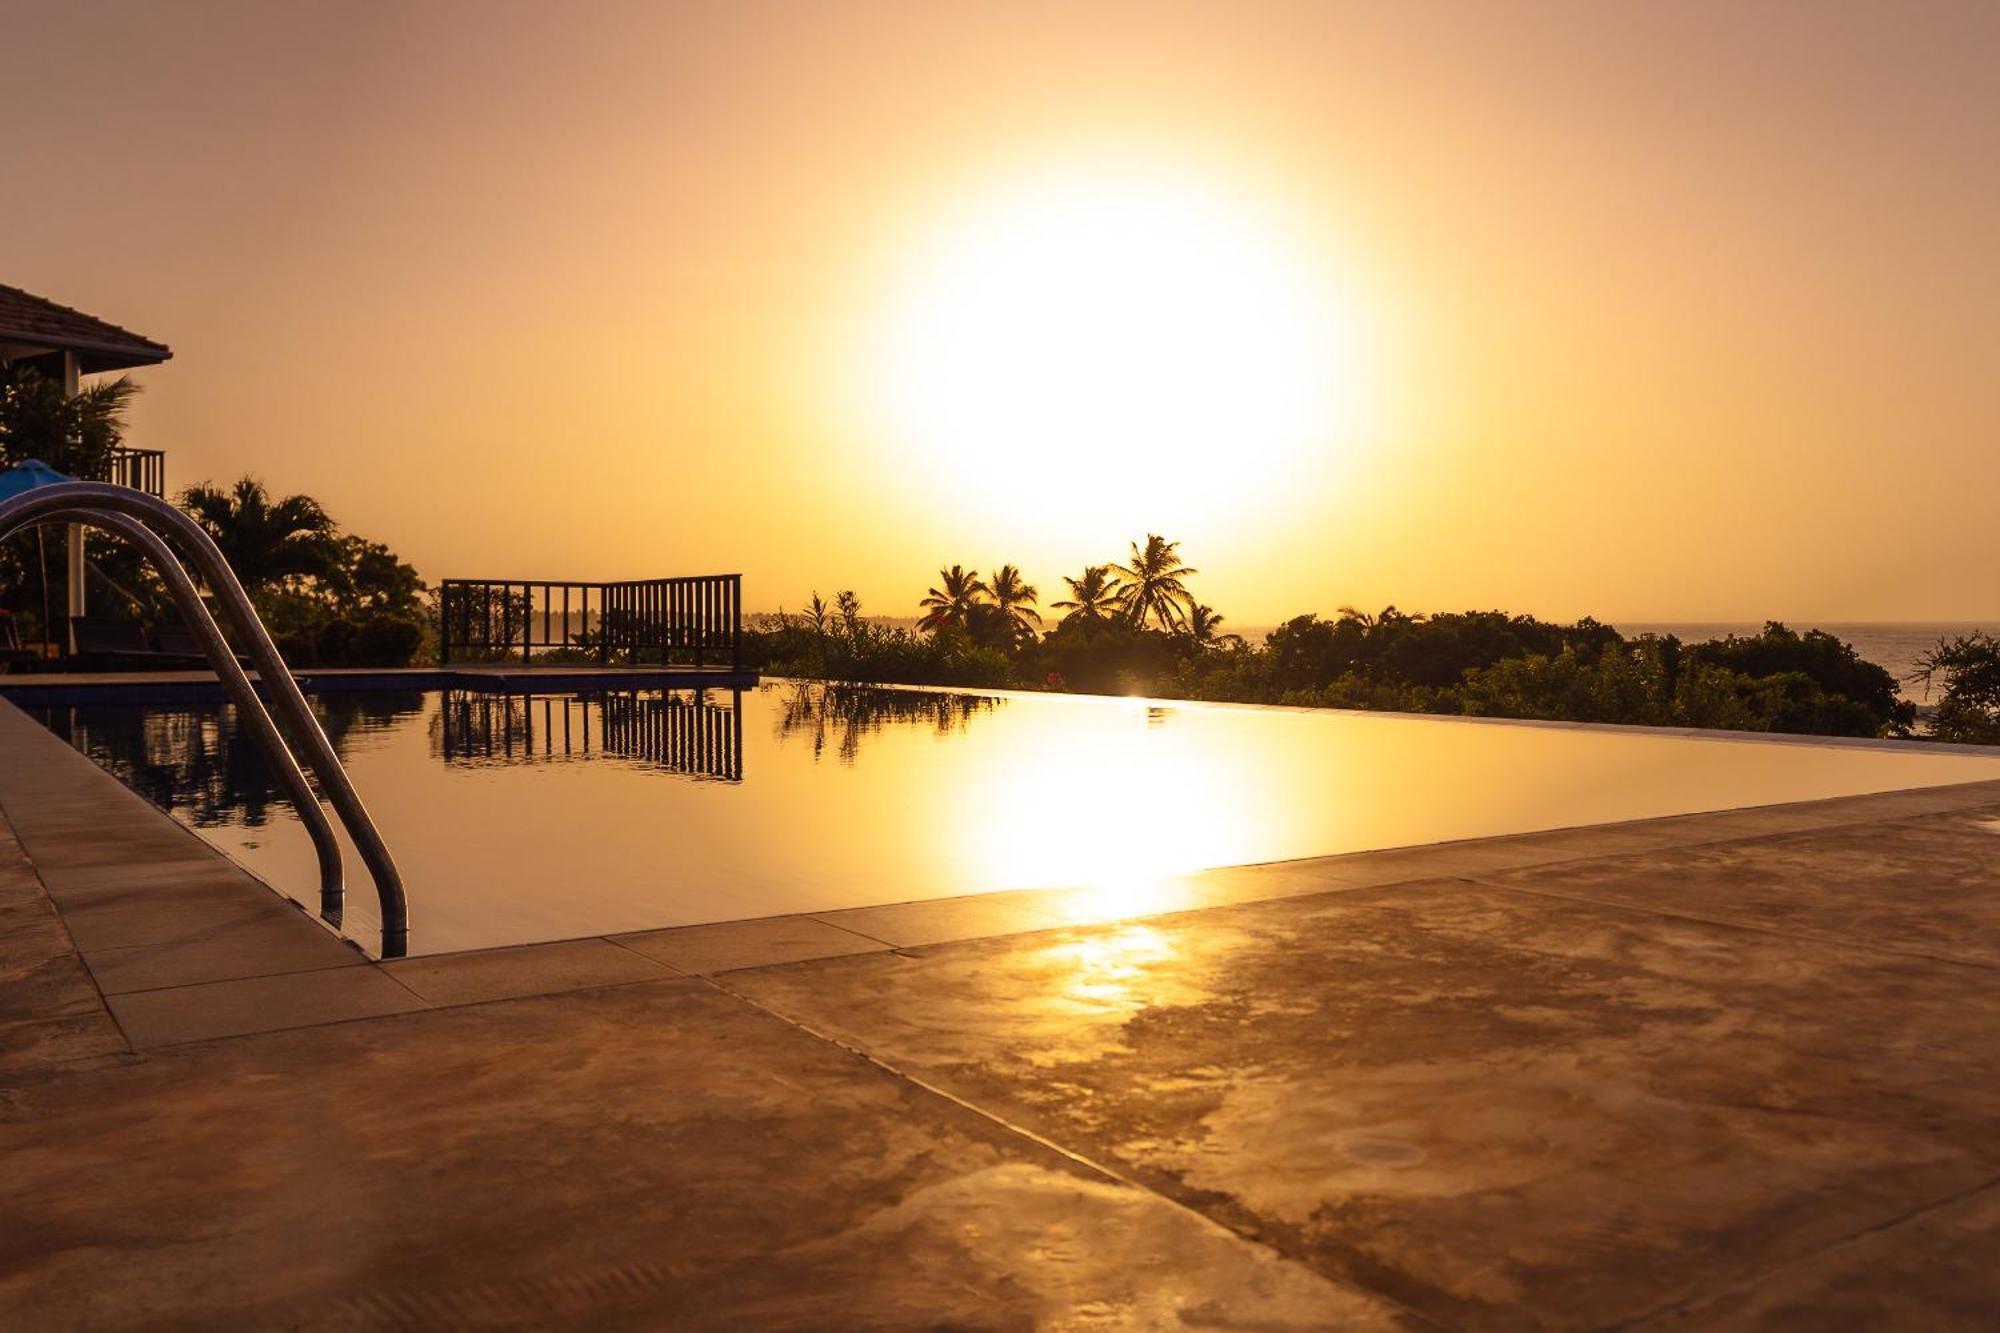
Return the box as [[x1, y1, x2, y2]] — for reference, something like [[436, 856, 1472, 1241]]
[[861, 165, 1366, 535]]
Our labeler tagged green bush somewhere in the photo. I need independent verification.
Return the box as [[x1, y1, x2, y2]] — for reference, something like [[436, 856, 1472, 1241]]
[[1913, 634, 2000, 745]]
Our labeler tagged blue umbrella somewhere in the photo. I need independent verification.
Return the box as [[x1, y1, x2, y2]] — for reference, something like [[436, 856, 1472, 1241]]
[[0, 459, 81, 663], [0, 459, 75, 502]]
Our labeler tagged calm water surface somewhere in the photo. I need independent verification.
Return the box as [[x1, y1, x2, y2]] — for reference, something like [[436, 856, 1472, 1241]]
[[30, 682, 2000, 955]]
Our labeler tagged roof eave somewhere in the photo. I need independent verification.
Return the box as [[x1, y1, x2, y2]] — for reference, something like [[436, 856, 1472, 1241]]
[[0, 336, 172, 374]]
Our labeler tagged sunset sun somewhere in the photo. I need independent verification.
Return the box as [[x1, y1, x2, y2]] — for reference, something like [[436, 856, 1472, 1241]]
[[862, 166, 1365, 534]]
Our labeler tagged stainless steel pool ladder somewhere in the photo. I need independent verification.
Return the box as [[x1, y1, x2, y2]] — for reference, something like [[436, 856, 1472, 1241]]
[[0, 481, 409, 957]]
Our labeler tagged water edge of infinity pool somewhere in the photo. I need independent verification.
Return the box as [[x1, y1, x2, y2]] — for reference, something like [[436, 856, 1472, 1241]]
[[26, 680, 2000, 956]]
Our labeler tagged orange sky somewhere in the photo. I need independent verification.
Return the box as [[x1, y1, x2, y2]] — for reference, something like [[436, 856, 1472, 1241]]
[[7, 1, 1997, 624]]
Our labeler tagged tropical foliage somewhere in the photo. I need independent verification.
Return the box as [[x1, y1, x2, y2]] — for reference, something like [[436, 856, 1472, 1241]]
[[986, 563, 1042, 643], [179, 476, 431, 667], [1912, 633, 2000, 745], [180, 478, 339, 592], [1184, 603, 1240, 649], [1051, 565, 1122, 624], [0, 366, 153, 647], [1112, 534, 1197, 631], [0, 364, 138, 478], [917, 565, 987, 633], [753, 589, 1010, 687], [745, 534, 1935, 743]]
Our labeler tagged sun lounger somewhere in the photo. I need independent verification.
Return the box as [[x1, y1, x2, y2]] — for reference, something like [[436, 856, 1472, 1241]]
[[69, 617, 209, 670]]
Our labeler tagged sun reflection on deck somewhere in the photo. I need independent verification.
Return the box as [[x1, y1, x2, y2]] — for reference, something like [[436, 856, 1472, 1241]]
[[1038, 925, 1179, 1018], [1049, 874, 1208, 926]]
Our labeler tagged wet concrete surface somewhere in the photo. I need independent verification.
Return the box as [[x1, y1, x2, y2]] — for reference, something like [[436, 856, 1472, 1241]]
[[1477, 808, 2000, 967], [730, 812, 2000, 1330], [0, 978, 1406, 1331], [6, 724, 2000, 1327]]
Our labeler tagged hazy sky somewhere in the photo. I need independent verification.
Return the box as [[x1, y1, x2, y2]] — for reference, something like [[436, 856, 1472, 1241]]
[[6, 1, 1996, 623]]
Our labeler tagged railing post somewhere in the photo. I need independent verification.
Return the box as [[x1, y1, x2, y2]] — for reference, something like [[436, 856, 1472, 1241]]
[[439, 583, 452, 665], [597, 584, 610, 665], [695, 578, 706, 671], [438, 573, 747, 677]]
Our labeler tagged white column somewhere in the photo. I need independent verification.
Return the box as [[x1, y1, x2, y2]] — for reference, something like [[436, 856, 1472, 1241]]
[[63, 350, 85, 650]]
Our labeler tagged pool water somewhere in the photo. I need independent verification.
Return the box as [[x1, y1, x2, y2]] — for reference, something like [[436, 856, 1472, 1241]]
[[30, 681, 2000, 955]]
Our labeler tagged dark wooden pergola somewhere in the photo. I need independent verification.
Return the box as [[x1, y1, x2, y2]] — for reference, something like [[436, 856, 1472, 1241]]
[[0, 283, 172, 643]]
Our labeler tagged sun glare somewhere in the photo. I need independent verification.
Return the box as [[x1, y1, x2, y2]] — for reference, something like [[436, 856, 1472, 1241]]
[[861, 165, 1366, 535]]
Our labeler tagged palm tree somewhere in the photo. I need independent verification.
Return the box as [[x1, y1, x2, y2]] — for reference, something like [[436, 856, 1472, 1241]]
[[1051, 565, 1123, 626], [0, 365, 139, 478], [1112, 534, 1197, 632], [178, 476, 338, 592], [1184, 603, 1244, 650], [2, 368, 144, 646], [917, 564, 987, 633], [986, 563, 1041, 641]]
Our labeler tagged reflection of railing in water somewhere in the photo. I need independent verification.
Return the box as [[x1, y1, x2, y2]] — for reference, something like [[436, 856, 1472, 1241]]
[[439, 689, 744, 781]]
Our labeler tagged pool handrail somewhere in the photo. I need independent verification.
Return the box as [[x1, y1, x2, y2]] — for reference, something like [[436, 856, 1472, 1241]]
[[0, 480, 409, 956], [40, 505, 348, 928]]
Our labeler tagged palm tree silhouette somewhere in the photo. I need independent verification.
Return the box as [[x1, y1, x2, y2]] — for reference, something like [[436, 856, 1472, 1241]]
[[179, 476, 338, 592], [1184, 603, 1244, 649], [917, 564, 988, 632], [0, 366, 140, 478], [1052, 565, 1124, 625], [986, 564, 1042, 641], [1112, 535, 1196, 632]]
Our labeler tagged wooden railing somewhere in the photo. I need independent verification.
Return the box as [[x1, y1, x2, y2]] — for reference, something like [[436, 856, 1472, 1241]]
[[99, 447, 166, 497], [437, 575, 743, 669]]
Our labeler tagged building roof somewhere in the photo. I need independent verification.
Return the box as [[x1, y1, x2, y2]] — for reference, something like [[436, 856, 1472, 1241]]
[[0, 283, 171, 374]]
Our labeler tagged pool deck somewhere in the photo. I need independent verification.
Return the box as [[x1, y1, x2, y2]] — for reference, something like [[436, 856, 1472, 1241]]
[[5, 696, 2000, 1327]]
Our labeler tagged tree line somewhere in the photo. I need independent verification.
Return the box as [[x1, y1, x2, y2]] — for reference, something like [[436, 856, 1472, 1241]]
[[749, 535, 2000, 744], [5, 358, 1992, 738], [1, 363, 429, 667]]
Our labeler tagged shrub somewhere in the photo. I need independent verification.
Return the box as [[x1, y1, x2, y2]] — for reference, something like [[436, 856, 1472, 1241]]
[[1912, 634, 2000, 745]]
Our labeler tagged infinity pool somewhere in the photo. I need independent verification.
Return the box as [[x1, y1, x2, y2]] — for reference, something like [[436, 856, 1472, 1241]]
[[29, 682, 2000, 955]]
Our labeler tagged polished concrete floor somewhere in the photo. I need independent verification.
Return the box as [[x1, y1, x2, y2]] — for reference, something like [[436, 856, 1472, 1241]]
[[5, 696, 2000, 1329]]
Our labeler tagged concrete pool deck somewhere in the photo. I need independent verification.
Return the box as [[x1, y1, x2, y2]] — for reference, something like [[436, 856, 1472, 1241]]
[[5, 696, 2000, 1327]]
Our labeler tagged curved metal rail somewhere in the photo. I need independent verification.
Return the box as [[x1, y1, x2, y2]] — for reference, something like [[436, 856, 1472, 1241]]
[[0, 481, 409, 956], [41, 506, 348, 927]]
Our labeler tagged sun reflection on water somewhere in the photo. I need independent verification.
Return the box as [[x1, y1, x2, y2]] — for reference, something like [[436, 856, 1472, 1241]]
[[955, 696, 1298, 898]]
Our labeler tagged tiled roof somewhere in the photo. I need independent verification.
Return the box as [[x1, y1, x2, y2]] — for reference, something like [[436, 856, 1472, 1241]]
[[0, 283, 171, 373]]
